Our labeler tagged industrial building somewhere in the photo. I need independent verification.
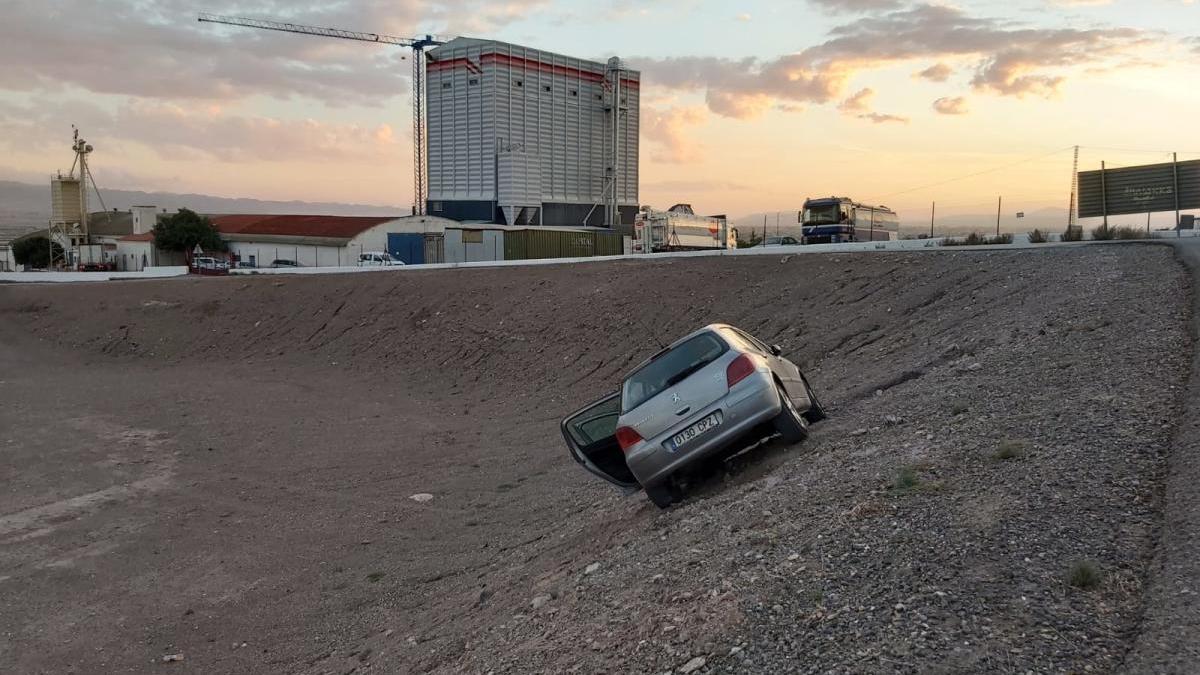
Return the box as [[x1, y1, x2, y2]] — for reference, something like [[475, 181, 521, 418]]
[[424, 38, 639, 228]]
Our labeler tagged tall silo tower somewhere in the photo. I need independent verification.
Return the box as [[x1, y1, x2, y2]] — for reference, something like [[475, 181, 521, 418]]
[[424, 38, 640, 228]]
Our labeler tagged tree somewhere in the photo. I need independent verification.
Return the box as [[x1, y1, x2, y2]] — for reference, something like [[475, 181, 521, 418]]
[[152, 208, 225, 255], [12, 236, 63, 269]]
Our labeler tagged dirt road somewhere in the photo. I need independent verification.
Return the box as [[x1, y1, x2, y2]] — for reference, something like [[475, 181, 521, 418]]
[[0, 245, 1193, 673]]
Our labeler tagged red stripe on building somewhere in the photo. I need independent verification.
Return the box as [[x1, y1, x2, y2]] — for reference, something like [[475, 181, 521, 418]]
[[427, 52, 639, 90]]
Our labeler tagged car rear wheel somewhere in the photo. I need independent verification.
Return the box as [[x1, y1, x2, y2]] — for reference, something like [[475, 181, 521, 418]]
[[644, 481, 677, 509], [801, 375, 827, 424], [773, 382, 809, 444]]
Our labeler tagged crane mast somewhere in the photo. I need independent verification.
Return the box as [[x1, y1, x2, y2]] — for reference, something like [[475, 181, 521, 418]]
[[197, 13, 445, 215]]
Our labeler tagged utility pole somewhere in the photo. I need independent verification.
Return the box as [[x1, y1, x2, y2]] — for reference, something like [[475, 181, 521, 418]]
[[996, 196, 1002, 237], [1174, 152, 1181, 238], [1101, 161, 1109, 228], [762, 214, 767, 244], [1068, 145, 1079, 233], [930, 201, 936, 238]]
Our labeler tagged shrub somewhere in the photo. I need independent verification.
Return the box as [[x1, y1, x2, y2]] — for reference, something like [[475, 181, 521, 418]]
[[1028, 229, 1048, 243], [1091, 224, 1115, 241], [1113, 226, 1147, 240], [1067, 561, 1101, 589], [988, 233, 1013, 245], [941, 232, 985, 247], [892, 466, 920, 492], [1061, 227, 1083, 242]]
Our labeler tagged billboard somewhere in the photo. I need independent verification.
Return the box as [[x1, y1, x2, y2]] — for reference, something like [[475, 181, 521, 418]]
[[1078, 159, 1200, 218]]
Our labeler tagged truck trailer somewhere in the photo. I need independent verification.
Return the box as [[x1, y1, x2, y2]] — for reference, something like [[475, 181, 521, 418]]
[[634, 204, 735, 253]]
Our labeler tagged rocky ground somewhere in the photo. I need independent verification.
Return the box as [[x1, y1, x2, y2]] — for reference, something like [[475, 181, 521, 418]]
[[0, 244, 1193, 674]]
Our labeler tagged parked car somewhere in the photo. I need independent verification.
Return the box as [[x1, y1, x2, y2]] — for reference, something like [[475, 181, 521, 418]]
[[561, 324, 825, 508], [357, 251, 405, 267], [270, 259, 300, 268], [756, 236, 800, 247], [234, 260, 257, 269], [192, 256, 229, 270]]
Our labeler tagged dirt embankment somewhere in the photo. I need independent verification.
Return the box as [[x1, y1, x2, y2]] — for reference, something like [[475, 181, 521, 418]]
[[0, 245, 1192, 674]]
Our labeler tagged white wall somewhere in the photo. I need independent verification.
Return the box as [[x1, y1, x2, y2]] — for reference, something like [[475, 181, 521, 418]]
[[444, 228, 505, 263], [226, 241, 347, 268], [116, 241, 153, 271]]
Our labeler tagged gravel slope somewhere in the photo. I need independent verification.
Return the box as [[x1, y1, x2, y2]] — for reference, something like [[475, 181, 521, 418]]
[[0, 245, 1191, 674]]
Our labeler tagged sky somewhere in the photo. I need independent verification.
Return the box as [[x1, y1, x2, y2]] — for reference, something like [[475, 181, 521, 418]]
[[0, 0, 1197, 224]]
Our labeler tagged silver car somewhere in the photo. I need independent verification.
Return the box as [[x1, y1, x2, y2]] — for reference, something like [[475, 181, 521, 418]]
[[561, 323, 825, 508]]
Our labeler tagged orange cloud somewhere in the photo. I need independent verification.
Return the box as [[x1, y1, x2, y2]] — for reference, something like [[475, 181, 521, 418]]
[[642, 106, 708, 163], [932, 96, 969, 115]]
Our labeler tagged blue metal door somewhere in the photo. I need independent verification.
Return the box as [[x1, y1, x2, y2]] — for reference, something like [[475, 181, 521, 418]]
[[387, 233, 425, 265]]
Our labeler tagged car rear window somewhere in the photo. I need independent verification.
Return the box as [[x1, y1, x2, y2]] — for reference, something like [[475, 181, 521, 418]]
[[622, 332, 729, 413]]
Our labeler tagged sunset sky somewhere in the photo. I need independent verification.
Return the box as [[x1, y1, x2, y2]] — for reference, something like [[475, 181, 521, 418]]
[[1, 0, 1197, 224]]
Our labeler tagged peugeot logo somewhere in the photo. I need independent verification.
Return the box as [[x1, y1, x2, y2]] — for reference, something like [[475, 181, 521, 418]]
[[671, 392, 681, 403]]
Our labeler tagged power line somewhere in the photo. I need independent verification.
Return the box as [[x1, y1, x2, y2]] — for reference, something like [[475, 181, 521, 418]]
[[1078, 145, 1200, 156], [878, 146, 1075, 200]]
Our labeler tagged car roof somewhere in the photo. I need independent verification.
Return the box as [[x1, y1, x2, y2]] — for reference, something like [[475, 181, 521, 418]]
[[623, 323, 736, 379]]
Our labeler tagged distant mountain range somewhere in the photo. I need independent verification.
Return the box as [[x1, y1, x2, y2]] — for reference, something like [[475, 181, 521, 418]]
[[729, 206, 1075, 240], [0, 180, 406, 242]]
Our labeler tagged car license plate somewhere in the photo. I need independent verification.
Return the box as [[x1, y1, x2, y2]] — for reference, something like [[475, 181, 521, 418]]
[[667, 412, 722, 451]]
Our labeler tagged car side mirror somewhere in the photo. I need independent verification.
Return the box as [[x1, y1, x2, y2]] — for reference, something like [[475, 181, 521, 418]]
[[770, 344, 783, 356]]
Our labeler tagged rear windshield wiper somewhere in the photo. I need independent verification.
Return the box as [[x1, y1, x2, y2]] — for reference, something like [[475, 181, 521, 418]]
[[665, 360, 710, 388]]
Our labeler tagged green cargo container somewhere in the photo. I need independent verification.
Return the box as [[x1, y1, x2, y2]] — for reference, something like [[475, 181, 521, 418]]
[[503, 228, 623, 261]]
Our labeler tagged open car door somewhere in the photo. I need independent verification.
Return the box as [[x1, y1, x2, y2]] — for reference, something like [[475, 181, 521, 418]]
[[561, 392, 640, 491]]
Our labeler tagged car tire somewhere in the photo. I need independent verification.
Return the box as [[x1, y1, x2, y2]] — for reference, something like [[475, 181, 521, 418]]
[[773, 382, 809, 444], [801, 375, 827, 424], [644, 482, 676, 509]]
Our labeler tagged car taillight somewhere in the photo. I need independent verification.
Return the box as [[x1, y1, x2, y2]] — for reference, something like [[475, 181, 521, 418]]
[[726, 354, 755, 388], [615, 426, 643, 453]]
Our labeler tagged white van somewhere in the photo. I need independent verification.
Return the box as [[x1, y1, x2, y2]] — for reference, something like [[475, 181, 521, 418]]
[[357, 252, 405, 267]]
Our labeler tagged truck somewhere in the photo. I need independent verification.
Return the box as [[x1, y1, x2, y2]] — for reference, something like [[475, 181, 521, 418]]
[[633, 204, 735, 253], [800, 197, 899, 244]]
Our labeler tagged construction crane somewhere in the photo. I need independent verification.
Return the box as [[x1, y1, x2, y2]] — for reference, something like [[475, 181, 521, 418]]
[[197, 12, 446, 215]]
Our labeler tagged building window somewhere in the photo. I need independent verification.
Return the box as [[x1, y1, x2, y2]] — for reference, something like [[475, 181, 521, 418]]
[[543, 85, 552, 93], [569, 89, 578, 97], [430, 201, 444, 212], [442, 82, 452, 89], [595, 93, 603, 100], [462, 230, 483, 244], [514, 79, 523, 88], [469, 78, 479, 85]]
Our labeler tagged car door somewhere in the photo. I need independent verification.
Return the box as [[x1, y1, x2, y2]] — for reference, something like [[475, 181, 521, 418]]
[[561, 392, 639, 490]]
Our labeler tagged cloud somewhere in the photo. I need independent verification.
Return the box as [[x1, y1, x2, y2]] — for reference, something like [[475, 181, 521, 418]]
[[736, 13, 752, 21], [807, 0, 905, 13], [635, 3, 1154, 117], [0, 98, 400, 163], [857, 112, 908, 124], [838, 87, 874, 113], [642, 106, 708, 163], [915, 63, 954, 82], [0, 0, 544, 106], [932, 96, 969, 115]]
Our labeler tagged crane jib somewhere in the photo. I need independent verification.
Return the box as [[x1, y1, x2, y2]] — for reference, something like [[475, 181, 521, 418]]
[[197, 12, 449, 215]]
